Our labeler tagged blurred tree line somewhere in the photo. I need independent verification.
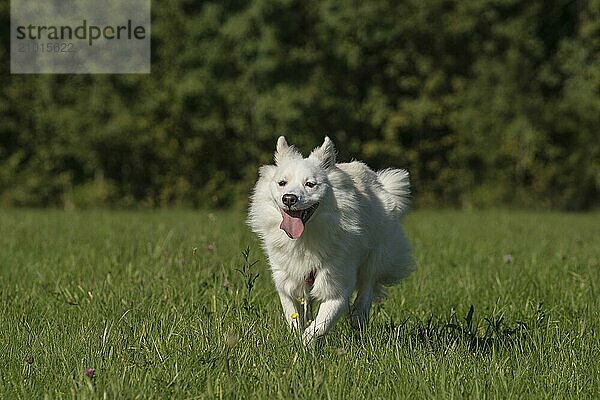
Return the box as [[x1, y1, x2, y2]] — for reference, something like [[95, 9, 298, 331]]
[[0, 0, 598, 210]]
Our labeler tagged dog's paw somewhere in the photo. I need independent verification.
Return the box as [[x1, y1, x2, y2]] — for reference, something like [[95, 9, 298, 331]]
[[348, 307, 368, 331], [301, 331, 315, 347], [349, 313, 362, 330], [301, 327, 323, 348]]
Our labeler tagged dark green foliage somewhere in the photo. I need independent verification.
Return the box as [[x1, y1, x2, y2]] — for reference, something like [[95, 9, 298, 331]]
[[1, 0, 598, 209]]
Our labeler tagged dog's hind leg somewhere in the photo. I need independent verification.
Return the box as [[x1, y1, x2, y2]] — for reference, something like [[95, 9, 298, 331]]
[[301, 287, 313, 328], [350, 278, 374, 330]]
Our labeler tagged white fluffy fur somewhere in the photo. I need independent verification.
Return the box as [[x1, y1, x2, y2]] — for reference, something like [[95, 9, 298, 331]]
[[248, 136, 413, 346]]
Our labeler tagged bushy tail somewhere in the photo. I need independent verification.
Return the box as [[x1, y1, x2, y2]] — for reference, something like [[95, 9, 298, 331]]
[[377, 168, 411, 216]]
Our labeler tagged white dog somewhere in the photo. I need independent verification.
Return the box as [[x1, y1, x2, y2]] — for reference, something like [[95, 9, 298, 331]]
[[248, 136, 413, 345]]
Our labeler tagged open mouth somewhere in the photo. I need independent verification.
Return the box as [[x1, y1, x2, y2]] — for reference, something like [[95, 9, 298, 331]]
[[283, 203, 319, 223], [279, 203, 319, 239]]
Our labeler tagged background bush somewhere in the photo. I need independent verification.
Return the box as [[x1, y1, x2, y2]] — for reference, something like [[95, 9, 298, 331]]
[[1, 0, 598, 209]]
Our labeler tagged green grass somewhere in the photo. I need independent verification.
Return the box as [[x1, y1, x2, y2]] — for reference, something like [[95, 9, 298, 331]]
[[0, 209, 598, 399]]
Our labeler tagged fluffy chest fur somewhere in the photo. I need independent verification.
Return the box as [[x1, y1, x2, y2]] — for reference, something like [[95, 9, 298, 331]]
[[264, 210, 362, 300]]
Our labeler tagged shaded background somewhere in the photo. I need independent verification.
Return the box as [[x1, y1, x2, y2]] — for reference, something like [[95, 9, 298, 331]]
[[1, 0, 598, 210]]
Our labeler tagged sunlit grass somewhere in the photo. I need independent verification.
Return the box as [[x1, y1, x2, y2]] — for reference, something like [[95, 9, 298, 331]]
[[0, 209, 598, 399]]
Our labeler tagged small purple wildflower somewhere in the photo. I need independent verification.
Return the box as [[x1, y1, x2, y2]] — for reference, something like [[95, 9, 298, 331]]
[[85, 368, 96, 378], [207, 244, 215, 252], [503, 254, 514, 264]]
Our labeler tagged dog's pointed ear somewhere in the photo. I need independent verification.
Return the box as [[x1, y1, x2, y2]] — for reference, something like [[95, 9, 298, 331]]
[[274, 136, 302, 165], [309, 136, 336, 170], [276, 136, 289, 153]]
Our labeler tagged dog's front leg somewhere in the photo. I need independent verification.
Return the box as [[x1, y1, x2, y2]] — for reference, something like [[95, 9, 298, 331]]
[[277, 292, 303, 331], [302, 297, 347, 346]]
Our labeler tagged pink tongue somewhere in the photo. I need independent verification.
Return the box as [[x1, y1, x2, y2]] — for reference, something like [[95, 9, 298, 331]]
[[280, 211, 304, 239]]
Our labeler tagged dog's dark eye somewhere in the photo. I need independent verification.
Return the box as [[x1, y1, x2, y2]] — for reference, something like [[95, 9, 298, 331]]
[[305, 181, 316, 188], [278, 180, 287, 187]]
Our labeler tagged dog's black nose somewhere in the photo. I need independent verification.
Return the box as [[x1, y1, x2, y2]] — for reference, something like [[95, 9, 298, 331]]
[[282, 194, 298, 208]]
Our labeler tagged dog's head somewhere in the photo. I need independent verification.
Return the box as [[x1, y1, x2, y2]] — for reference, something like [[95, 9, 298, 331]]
[[259, 136, 336, 239]]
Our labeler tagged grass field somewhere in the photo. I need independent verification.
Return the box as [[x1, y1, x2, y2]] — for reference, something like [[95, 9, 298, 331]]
[[0, 209, 598, 399]]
